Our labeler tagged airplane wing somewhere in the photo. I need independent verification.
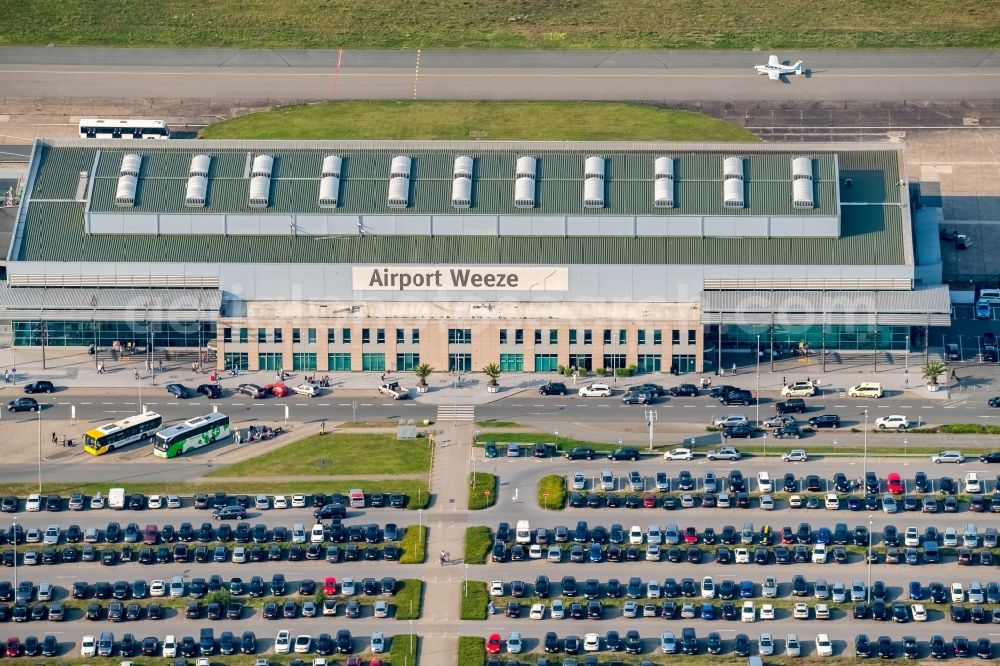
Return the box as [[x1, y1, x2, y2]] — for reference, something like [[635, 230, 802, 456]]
[[767, 55, 780, 67], [767, 70, 781, 81]]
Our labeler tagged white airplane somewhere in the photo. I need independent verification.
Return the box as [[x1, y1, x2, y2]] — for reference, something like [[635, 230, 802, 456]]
[[754, 55, 803, 81]]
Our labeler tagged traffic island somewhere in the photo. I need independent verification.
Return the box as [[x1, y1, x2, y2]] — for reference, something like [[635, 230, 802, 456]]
[[457, 636, 486, 666], [399, 525, 428, 564], [464, 526, 493, 565], [460, 581, 489, 620], [538, 474, 567, 510], [394, 579, 424, 620], [467, 473, 497, 510]]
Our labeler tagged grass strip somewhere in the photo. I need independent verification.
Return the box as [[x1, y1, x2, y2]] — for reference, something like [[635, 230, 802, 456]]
[[399, 525, 427, 564], [476, 432, 618, 453], [457, 636, 486, 666], [464, 526, 493, 565], [393, 579, 423, 620], [389, 633, 419, 666], [460, 581, 489, 621], [207, 433, 431, 477], [467, 473, 497, 510], [538, 475, 568, 510]]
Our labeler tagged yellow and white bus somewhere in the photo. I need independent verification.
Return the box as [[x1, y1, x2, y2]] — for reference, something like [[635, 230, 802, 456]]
[[83, 412, 163, 456]]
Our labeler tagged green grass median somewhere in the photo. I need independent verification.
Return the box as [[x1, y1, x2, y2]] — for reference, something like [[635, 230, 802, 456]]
[[460, 581, 489, 621], [464, 526, 493, 565], [399, 525, 427, 564], [394, 579, 423, 620], [476, 431, 617, 453], [468, 473, 497, 510], [538, 474, 567, 510], [458, 636, 486, 666], [389, 634, 419, 666]]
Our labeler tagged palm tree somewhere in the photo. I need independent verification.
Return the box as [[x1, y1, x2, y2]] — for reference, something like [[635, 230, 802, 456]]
[[922, 360, 946, 386], [413, 363, 434, 389], [483, 362, 502, 388]]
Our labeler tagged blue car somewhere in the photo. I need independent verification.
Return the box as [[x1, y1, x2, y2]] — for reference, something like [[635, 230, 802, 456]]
[[739, 580, 754, 598], [816, 527, 832, 545], [908, 581, 923, 600], [588, 544, 603, 563], [976, 300, 992, 320], [700, 603, 715, 620]]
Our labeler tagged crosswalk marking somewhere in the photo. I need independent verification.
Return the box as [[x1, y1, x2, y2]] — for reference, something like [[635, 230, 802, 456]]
[[436, 405, 475, 421]]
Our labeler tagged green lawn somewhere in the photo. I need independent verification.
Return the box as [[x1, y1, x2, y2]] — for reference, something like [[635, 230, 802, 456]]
[[464, 526, 493, 565], [4, 2, 998, 49], [538, 474, 567, 510], [202, 101, 756, 142], [477, 432, 621, 453], [399, 525, 428, 564], [389, 634, 419, 666], [468, 473, 497, 511], [457, 636, 486, 666], [394, 579, 424, 620], [207, 432, 430, 477], [460, 581, 489, 621]]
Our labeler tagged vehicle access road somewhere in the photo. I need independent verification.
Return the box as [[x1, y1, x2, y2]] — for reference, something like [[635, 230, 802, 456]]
[[2, 47, 1000, 103]]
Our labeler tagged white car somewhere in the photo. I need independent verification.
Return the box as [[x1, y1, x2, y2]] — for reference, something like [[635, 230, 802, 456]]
[[169, 576, 185, 597], [793, 602, 809, 619], [943, 528, 958, 547], [255, 494, 270, 510], [701, 576, 715, 599], [629, 526, 644, 545], [292, 383, 320, 397], [968, 581, 985, 603], [882, 494, 897, 514], [275, 630, 291, 654], [815, 603, 830, 620], [735, 548, 750, 564], [812, 544, 828, 563], [310, 524, 325, 543], [148, 494, 162, 509], [706, 447, 742, 461], [572, 473, 586, 490], [373, 600, 388, 618], [291, 494, 306, 508], [760, 603, 775, 620], [166, 494, 182, 508], [762, 577, 778, 598], [931, 450, 964, 464], [950, 582, 964, 602], [782, 449, 808, 462], [43, 524, 60, 544], [546, 546, 562, 562], [848, 382, 883, 398], [815, 633, 833, 657], [528, 544, 542, 559], [600, 470, 615, 490], [964, 472, 982, 493], [824, 494, 839, 510], [875, 414, 909, 430], [294, 635, 312, 654], [741, 600, 756, 622], [370, 632, 385, 654], [550, 599, 564, 619], [760, 495, 774, 512], [232, 546, 246, 563], [90, 492, 105, 509], [781, 381, 816, 397], [788, 494, 802, 508], [645, 544, 660, 561], [851, 581, 867, 602], [529, 603, 545, 620], [757, 471, 773, 493], [904, 527, 920, 547], [163, 635, 177, 658], [507, 631, 523, 654], [149, 579, 166, 597], [647, 581, 661, 598], [582, 633, 600, 652], [786, 633, 801, 657], [661, 632, 677, 654], [489, 581, 505, 596], [713, 414, 749, 428], [341, 578, 356, 596], [647, 525, 662, 545], [662, 448, 693, 461], [579, 383, 612, 397], [80, 635, 97, 657], [911, 603, 927, 622], [25, 494, 41, 512], [273, 495, 288, 509], [759, 632, 775, 656]]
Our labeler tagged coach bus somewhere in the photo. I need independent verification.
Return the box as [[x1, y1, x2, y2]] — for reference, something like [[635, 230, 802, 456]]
[[78, 118, 171, 139], [83, 411, 164, 456], [153, 412, 231, 459]]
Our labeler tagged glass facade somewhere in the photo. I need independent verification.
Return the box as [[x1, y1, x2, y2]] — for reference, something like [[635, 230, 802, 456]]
[[293, 352, 317, 371], [672, 355, 696, 374], [568, 353, 592, 370], [603, 353, 627, 370], [395, 353, 420, 372], [500, 353, 523, 372], [328, 353, 351, 371], [448, 353, 472, 372], [716, 324, 911, 352], [258, 352, 283, 371], [534, 354, 558, 372], [362, 353, 385, 371], [224, 352, 248, 371], [637, 354, 661, 373], [12, 320, 215, 348]]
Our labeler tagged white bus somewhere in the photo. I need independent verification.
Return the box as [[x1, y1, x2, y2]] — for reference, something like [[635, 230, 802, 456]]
[[83, 412, 163, 456], [79, 118, 170, 140], [153, 412, 230, 458]]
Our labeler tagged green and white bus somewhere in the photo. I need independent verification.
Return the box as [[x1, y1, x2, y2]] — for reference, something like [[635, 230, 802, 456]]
[[153, 412, 230, 458]]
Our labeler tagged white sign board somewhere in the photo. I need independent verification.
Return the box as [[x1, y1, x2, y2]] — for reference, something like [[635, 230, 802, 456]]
[[353, 266, 569, 292]]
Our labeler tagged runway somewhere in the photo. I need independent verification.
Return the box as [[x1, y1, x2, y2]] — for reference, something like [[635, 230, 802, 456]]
[[2, 47, 1000, 103]]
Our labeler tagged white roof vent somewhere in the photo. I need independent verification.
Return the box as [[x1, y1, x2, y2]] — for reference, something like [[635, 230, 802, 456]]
[[387, 176, 409, 208], [249, 175, 270, 208], [792, 157, 812, 180], [120, 154, 142, 177], [185, 175, 208, 207], [584, 156, 605, 180], [583, 177, 604, 209], [723, 156, 743, 180], [322, 155, 343, 178], [792, 157, 814, 208], [515, 156, 536, 179], [514, 176, 535, 209], [318, 176, 340, 208], [115, 174, 137, 207], [654, 156, 674, 180], [723, 178, 744, 208], [451, 176, 472, 209], [453, 155, 474, 179], [390, 155, 411, 179], [251, 155, 273, 178], [654, 177, 674, 208], [189, 154, 211, 177]]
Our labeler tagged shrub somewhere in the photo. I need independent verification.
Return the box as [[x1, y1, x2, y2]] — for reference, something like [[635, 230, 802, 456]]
[[595, 367, 606, 376], [940, 423, 1000, 434], [399, 525, 427, 564], [464, 526, 493, 565], [538, 474, 567, 510], [468, 473, 497, 510], [556, 365, 565, 374]]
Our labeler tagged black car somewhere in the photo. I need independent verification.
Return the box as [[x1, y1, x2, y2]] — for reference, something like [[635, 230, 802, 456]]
[[543, 632, 561, 653], [938, 477, 956, 495], [953, 636, 970, 658], [668, 383, 698, 397], [622, 390, 654, 405], [774, 423, 802, 439], [6, 398, 39, 413], [629, 383, 667, 397], [723, 425, 755, 439], [709, 384, 737, 398], [855, 634, 872, 657], [539, 382, 568, 395], [734, 633, 752, 657], [808, 414, 841, 428], [720, 390, 756, 406], [565, 447, 596, 460], [165, 383, 190, 398], [914, 471, 931, 492], [197, 383, 222, 398], [607, 447, 640, 461], [22, 381, 55, 394], [877, 636, 895, 659], [979, 450, 1000, 463], [237, 383, 266, 399], [775, 398, 806, 414], [624, 630, 642, 654]]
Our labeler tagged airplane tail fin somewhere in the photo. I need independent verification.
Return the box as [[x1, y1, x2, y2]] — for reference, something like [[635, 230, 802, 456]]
[[793, 61, 803, 73]]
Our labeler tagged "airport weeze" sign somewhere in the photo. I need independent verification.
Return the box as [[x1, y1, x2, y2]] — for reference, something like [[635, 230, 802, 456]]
[[353, 266, 569, 292]]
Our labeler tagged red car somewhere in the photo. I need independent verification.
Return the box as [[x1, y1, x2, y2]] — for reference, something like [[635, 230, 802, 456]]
[[264, 382, 290, 397], [323, 577, 337, 595], [6, 637, 19, 658], [683, 527, 699, 544], [886, 473, 903, 495], [486, 633, 502, 654], [642, 493, 656, 508], [781, 526, 795, 545]]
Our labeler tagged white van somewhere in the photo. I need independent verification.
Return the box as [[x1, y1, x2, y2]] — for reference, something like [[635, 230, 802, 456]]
[[292, 524, 306, 544], [108, 488, 126, 510], [515, 520, 531, 544], [310, 523, 326, 543], [756, 471, 773, 493], [349, 489, 366, 508]]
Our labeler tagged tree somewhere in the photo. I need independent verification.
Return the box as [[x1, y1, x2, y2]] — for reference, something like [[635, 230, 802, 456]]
[[483, 362, 501, 388], [413, 363, 434, 388], [922, 360, 946, 386]]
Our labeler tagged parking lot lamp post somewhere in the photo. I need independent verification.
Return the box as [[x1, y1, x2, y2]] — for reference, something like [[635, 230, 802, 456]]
[[37, 407, 42, 493], [762, 432, 766, 457], [903, 438, 908, 455], [12, 517, 16, 592], [755, 335, 760, 426], [867, 514, 873, 602], [905, 334, 909, 375], [472, 428, 479, 488], [862, 410, 869, 492], [464, 564, 469, 597]]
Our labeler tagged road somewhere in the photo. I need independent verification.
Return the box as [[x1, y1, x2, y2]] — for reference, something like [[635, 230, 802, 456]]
[[1, 47, 1000, 103]]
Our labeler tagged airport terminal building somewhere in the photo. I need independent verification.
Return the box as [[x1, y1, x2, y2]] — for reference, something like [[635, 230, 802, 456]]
[[1, 139, 949, 375]]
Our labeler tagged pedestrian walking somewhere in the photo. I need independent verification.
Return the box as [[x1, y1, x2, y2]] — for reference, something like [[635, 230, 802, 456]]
[[235, 429, 242, 445], [61, 435, 67, 447], [2, 369, 7, 384], [158, 360, 163, 372], [950, 369, 958, 382], [731, 362, 737, 375], [782, 375, 786, 385], [380, 372, 385, 382], [51, 432, 57, 445], [319, 420, 326, 435], [134, 369, 140, 380]]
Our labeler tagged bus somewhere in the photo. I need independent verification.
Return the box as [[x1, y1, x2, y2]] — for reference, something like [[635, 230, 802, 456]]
[[83, 411, 163, 456], [79, 118, 170, 140], [153, 412, 230, 459]]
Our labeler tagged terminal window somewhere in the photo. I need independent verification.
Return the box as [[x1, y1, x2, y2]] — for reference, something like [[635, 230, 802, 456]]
[[637, 330, 646, 345], [515, 329, 523, 345], [550, 329, 558, 345], [688, 330, 697, 345], [223, 328, 232, 343], [307, 328, 316, 344], [449, 328, 472, 344], [273, 328, 283, 343], [653, 329, 662, 345], [327, 328, 336, 343], [412, 328, 420, 344], [619, 330, 626, 345], [376, 328, 385, 344], [603, 329, 612, 345], [584, 329, 592, 345], [569, 329, 577, 345], [292, 328, 301, 343], [397, 328, 405, 344], [499, 330, 508, 345], [342, 328, 352, 343], [239, 328, 248, 344], [362, 328, 371, 343], [257, 328, 267, 343], [535, 329, 542, 345], [672, 329, 680, 344]]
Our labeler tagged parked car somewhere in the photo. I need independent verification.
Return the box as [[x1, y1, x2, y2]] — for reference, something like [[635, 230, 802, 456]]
[[538, 382, 568, 396], [22, 381, 55, 394]]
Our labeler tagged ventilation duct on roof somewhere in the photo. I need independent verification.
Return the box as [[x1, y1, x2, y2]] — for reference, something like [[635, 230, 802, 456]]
[[185, 176, 208, 208], [792, 156, 814, 208], [390, 155, 411, 178], [515, 156, 536, 179], [582, 156, 605, 209], [514, 177, 535, 209], [387, 155, 411, 208], [723, 156, 744, 208], [249, 175, 270, 208], [451, 155, 473, 208], [189, 154, 211, 177], [120, 154, 141, 177], [251, 155, 273, 178], [453, 155, 473, 179], [322, 155, 343, 178], [654, 156, 675, 208], [584, 156, 605, 180], [318, 175, 340, 208], [115, 174, 137, 207]]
